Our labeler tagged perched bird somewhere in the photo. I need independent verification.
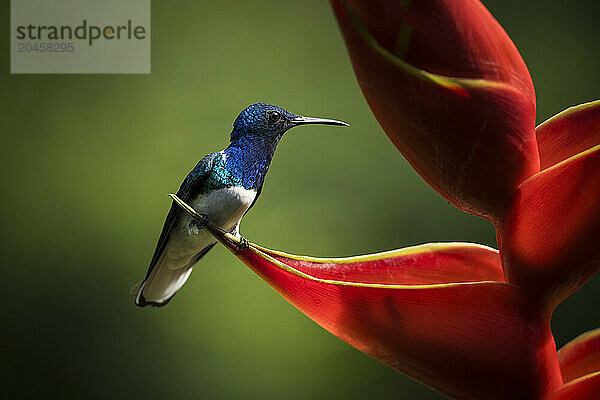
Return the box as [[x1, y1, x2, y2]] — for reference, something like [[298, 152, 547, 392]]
[[131, 103, 348, 307]]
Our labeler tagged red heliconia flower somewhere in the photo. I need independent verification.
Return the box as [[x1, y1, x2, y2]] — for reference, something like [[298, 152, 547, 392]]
[[173, 1, 600, 399]]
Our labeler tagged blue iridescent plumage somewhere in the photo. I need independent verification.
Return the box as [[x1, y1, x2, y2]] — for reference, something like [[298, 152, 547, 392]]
[[185, 104, 302, 192], [133, 103, 348, 307]]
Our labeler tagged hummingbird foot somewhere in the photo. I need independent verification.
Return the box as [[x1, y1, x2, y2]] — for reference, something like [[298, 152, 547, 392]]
[[236, 236, 250, 251], [187, 214, 209, 235]]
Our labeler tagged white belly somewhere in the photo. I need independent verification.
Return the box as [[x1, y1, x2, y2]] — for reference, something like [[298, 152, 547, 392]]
[[164, 186, 257, 269]]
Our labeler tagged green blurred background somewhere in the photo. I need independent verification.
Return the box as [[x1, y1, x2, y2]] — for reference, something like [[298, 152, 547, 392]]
[[2, 1, 599, 399]]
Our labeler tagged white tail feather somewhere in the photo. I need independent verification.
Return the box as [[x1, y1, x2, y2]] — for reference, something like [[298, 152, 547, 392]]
[[134, 251, 195, 306]]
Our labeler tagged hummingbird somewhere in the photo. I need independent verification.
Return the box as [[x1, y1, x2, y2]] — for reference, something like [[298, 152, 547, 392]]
[[132, 103, 348, 307]]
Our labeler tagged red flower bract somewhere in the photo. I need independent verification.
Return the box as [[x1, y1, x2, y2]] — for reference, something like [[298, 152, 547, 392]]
[[499, 101, 600, 308], [551, 329, 600, 399], [217, 239, 562, 400], [500, 141, 600, 308], [329, 0, 539, 222], [558, 329, 600, 384]]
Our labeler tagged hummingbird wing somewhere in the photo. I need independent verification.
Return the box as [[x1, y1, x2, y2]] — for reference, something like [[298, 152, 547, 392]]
[[132, 153, 218, 307]]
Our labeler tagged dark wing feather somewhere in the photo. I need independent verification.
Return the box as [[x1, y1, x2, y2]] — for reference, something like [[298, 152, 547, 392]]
[[141, 153, 218, 281]]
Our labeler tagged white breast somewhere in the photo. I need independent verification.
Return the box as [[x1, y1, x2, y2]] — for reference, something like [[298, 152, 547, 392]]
[[193, 186, 256, 225]]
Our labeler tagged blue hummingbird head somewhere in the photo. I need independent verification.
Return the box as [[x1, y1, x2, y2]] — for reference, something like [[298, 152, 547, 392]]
[[222, 103, 348, 189], [230, 103, 348, 143]]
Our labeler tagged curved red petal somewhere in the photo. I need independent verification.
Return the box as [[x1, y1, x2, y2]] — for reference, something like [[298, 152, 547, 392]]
[[259, 242, 505, 284], [559, 329, 600, 384], [499, 145, 600, 307], [222, 239, 561, 399], [331, 0, 539, 221], [548, 373, 600, 400], [536, 100, 600, 170]]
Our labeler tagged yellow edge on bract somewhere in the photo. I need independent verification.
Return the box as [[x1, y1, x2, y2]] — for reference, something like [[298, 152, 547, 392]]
[[230, 233, 505, 290], [556, 371, 600, 390], [249, 241, 498, 264], [341, 0, 514, 95], [520, 143, 600, 185], [559, 328, 600, 355], [536, 99, 600, 131]]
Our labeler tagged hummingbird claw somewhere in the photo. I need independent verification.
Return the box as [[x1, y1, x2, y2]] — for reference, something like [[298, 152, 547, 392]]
[[236, 236, 250, 251]]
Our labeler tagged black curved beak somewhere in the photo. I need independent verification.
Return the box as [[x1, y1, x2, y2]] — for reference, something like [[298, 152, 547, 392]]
[[290, 115, 349, 127]]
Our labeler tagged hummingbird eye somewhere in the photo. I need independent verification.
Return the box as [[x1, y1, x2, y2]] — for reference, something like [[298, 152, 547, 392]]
[[266, 110, 281, 124]]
